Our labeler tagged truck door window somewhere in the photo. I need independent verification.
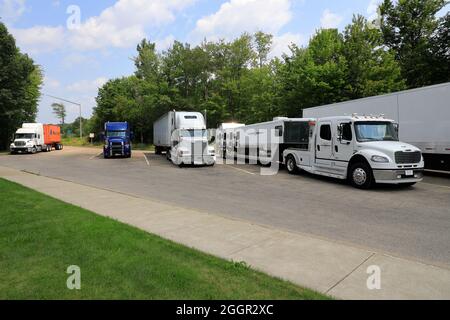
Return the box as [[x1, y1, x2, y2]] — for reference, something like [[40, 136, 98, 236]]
[[320, 125, 331, 141], [341, 123, 352, 141], [275, 126, 283, 137]]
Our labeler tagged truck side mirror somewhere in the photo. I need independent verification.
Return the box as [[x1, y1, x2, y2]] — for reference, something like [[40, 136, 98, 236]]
[[100, 132, 105, 140], [393, 123, 399, 134], [130, 131, 134, 140]]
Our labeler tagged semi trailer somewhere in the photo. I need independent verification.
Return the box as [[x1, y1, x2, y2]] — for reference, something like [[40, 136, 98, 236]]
[[282, 115, 424, 189], [153, 111, 215, 166], [10, 123, 62, 154], [303, 82, 450, 172], [216, 123, 245, 159], [226, 117, 312, 164], [103, 122, 132, 158]]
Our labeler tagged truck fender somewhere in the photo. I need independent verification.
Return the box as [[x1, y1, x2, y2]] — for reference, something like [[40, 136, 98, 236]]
[[347, 153, 371, 176], [283, 150, 300, 165]]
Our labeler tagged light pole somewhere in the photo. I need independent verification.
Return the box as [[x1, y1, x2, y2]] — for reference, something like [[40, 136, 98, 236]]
[[45, 94, 82, 139]]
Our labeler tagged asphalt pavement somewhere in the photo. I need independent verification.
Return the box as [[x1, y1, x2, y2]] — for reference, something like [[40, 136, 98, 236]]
[[1, 146, 449, 268]]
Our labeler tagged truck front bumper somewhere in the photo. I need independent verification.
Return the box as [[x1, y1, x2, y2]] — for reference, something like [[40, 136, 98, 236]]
[[373, 168, 424, 184], [179, 155, 216, 165], [10, 147, 32, 153]]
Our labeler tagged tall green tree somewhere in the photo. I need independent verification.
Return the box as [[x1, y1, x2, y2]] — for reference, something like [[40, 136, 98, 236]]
[[380, 0, 450, 87], [343, 15, 406, 98], [0, 22, 42, 150], [51, 102, 67, 124]]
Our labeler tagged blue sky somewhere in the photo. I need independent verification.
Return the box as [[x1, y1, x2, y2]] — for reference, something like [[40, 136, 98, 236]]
[[0, 0, 447, 124]]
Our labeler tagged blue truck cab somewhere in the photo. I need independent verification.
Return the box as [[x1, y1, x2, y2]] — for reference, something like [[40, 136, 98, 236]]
[[103, 122, 132, 158]]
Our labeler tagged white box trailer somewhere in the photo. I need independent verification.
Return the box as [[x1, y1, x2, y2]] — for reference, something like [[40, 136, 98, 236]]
[[216, 123, 245, 159], [303, 82, 450, 172], [153, 111, 215, 166], [227, 117, 313, 164]]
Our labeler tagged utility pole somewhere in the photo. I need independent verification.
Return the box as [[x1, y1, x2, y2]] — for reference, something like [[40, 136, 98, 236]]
[[45, 94, 82, 139]]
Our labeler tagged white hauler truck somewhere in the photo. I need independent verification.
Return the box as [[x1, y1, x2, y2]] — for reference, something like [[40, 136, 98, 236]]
[[303, 82, 450, 172], [153, 111, 215, 167], [282, 115, 424, 189]]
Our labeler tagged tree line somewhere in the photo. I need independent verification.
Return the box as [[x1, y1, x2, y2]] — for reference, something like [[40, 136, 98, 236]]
[[91, 0, 450, 143], [1, 1, 448, 148], [0, 22, 43, 150]]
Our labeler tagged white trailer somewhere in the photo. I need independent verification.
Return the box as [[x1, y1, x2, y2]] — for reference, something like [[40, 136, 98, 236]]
[[227, 117, 313, 164], [153, 111, 215, 166], [283, 115, 424, 189], [303, 82, 450, 172], [215, 123, 245, 159]]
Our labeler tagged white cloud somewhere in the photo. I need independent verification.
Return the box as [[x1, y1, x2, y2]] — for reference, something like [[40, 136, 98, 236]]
[[271, 32, 305, 58], [69, 0, 196, 50], [11, 25, 66, 54], [320, 9, 343, 29], [43, 76, 61, 89], [155, 35, 176, 51], [66, 77, 108, 93], [9, 0, 196, 54], [0, 0, 27, 23], [191, 0, 293, 41], [367, 0, 382, 22]]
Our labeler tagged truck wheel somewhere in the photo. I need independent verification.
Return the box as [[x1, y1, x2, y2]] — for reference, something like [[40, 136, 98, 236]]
[[349, 162, 374, 189], [31, 147, 37, 154], [166, 151, 171, 161], [60, 144, 63, 150], [286, 155, 298, 174]]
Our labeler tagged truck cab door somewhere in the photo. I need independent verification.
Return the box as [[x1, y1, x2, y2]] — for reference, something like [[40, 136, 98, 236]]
[[315, 121, 333, 168], [334, 121, 354, 170]]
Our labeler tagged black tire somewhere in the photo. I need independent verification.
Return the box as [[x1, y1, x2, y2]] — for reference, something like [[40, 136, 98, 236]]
[[349, 162, 374, 189], [166, 150, 171, 161], [285, 155, 298, 174], [31, 147, 37, 154]]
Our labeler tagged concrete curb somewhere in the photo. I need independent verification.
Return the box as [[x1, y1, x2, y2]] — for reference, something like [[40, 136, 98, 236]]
[[1, 165, 449, 300]]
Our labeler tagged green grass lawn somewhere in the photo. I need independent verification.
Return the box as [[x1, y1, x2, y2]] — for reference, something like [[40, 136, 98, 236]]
[[0, 178, 328, 300], [61, 137, 154, 151]]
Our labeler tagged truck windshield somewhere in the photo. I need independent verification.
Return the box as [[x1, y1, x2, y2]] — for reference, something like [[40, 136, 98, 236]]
[[179, 129, 207, 138], [354, 122, 398, 142], [15, 133, 34, 139], [106, 130, 126, 138]]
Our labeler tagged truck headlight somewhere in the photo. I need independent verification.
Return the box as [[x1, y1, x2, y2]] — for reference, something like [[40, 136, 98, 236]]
[[371, 155, 389, 163]]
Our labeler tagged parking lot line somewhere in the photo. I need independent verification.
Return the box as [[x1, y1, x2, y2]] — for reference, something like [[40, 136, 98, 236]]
[[143, 153, 150, 166], [89, 152, 103, 160], [225, 165, 256, 175]]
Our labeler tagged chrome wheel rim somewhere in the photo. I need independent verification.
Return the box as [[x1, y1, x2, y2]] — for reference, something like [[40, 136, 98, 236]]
[[287, 158, 294, 172], [353, 168, 367, 185]]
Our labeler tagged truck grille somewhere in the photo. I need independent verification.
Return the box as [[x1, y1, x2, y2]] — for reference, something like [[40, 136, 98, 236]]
[[395, 151, 421, 164], [111, 142, 123, 154], [15, 141, 26, 146]]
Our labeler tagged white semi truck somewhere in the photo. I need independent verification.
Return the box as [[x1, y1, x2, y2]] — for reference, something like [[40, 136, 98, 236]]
[[153, 111, 215, 167], [303, 82, 450, 172], [282, 116, 424, 189], [10, 123, 63, 154]]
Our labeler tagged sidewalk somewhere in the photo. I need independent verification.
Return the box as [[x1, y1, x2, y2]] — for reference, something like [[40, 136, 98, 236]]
[[1, 165, 449, 299]]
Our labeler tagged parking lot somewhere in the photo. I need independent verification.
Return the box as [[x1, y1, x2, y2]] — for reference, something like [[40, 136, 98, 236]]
[[1, 146, 449, 268]]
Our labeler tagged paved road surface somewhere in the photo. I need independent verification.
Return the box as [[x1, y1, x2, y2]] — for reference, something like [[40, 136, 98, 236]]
[[1, 147, 449, 267]]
